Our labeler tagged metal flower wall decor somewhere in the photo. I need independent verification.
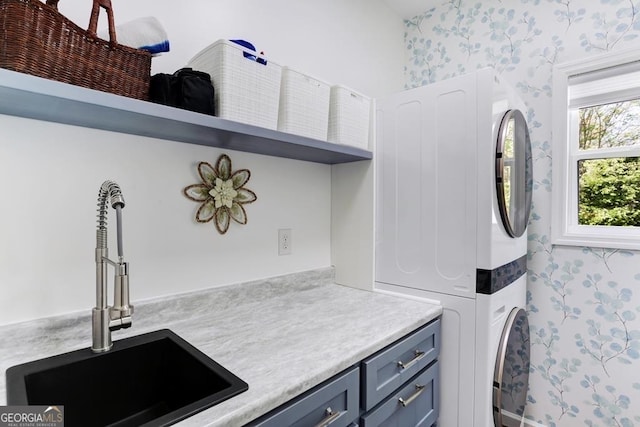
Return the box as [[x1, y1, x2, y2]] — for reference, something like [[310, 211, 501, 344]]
[[183, 154, 257, 234]]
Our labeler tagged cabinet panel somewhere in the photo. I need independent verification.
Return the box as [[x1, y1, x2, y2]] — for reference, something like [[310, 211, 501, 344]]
[[248, 366, 359, 427], [375, 72, 477, 297], [361, 319, 440, 411], [361, 361, 439, 427]]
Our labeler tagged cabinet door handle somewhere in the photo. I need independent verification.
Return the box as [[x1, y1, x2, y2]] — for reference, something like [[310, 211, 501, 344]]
[[397, 350, 426, 370], [398, 384, 425, 407], [313, 407, 341, 427]]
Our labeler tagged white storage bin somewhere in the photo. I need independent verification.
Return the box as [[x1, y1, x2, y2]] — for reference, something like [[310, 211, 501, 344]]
[[277, 67, 330, 140], [328, 85, 371, 149], [187, 39, 282, 129]]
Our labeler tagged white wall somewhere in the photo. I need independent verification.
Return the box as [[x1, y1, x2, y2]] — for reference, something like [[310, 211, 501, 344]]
[[58, 0, 405, 98], [0, 0, 404, 325]]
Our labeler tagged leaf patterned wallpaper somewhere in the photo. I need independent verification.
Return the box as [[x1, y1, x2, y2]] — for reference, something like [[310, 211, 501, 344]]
[[403, 1, 640, 426]]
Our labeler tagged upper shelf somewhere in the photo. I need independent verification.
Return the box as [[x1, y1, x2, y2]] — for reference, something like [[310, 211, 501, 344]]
[[0, 69, 372, 164]]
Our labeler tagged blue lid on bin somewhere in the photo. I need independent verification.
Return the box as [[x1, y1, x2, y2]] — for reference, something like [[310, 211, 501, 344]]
[[230, 39, 267, 65]]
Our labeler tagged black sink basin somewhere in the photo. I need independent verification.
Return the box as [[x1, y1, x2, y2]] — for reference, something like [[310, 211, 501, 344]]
[[6, 329, 248, 427]]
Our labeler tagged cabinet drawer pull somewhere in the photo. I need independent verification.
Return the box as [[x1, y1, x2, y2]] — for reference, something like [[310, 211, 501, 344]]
[[397, 350, 426, 370], [398, 384, 425, 407], [314, 407, 341, 427]]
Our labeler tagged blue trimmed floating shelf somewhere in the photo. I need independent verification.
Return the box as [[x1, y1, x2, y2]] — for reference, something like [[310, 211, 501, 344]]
[[0, 68, 372, 164]]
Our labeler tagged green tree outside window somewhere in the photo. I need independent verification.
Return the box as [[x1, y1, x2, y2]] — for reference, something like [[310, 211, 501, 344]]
[[578, 99, 640, 226]]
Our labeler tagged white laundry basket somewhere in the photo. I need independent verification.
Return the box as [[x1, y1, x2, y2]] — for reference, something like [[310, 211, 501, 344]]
[[328, 85, 371, 149], [187, 39, 282, 129], [277, 67, 330, 140]]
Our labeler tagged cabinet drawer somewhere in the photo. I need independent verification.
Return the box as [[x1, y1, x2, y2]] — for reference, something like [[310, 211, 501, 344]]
[[361, 318, 440, 411], [361, 361, 439, 427], [249, 366, 359, 427]]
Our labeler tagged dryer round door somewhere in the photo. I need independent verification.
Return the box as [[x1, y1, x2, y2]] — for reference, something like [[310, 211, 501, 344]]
[[493, 307, 530, 427], [495, 109, 533, 238]]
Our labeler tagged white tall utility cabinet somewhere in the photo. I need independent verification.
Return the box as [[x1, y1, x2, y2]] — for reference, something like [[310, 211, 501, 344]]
[[376, 72, 478, 298], [376, 68, 528, 292]]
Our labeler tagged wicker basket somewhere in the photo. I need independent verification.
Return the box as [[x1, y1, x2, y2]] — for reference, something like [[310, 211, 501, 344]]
[[0, 0, 152, 100]]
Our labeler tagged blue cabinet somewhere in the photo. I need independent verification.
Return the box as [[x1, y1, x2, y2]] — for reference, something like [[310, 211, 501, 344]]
[[246, 318, 441, 427], [361, 319, 441, 412], [360, 319, 440, 427], [360, 361, 439, 427], [248, 366, 360, 427]]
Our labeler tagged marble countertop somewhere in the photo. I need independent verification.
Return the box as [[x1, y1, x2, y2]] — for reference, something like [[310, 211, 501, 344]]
[[0, 268, 441, 426]]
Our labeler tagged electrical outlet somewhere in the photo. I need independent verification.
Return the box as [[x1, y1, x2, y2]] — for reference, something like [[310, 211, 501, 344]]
[[278, 229, 292, 255]]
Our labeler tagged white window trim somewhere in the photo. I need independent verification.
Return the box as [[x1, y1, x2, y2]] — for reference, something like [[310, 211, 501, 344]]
[[551, 48, 640, 250]]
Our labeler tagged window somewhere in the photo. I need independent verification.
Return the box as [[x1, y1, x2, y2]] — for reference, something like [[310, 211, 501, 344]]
[[552, 49, 640, 249]]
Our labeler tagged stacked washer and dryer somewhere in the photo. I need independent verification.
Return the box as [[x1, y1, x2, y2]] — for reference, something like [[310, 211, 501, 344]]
[[375, 68, 532, 427]]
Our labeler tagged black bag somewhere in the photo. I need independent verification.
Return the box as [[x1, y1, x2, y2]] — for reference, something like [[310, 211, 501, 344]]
[[149, 68, 215, 116]]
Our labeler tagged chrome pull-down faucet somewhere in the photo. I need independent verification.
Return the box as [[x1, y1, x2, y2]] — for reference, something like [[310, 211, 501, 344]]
[[92, 180, 134, 353]]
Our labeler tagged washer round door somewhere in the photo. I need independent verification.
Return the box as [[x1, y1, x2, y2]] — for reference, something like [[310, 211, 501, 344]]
[[493, 308, 530, 427], [495, 109, 533, 238]]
